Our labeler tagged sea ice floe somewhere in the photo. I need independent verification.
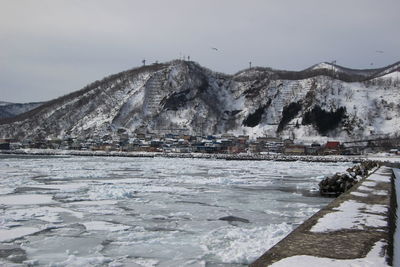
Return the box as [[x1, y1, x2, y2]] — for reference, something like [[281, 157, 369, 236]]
[[201, 223, 292, 264], [3, 206, 83, 223], [86, 183, 192, 200], [311, 200, 387, 232], [37, 182, 88, 192], [48, 254, 113, 267], [0, 156, 354, 265], [86, 185, 136, 200], [130, 257, 159, 267], [82, 221, 131, 232], [0, 194, 55, 205], [0, 226, 42, 242], [67, 200, 118, 206]]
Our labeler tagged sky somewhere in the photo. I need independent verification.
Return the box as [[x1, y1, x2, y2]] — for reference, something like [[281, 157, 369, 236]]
[[1, 0, 399, 103]]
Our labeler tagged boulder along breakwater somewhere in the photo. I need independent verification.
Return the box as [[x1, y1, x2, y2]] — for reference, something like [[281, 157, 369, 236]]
[[319, 161, 380, 197]]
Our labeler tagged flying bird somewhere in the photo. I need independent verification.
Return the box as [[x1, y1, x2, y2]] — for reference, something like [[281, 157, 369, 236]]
[[376, 50, 384, 53], [211, 47, 219, 51]]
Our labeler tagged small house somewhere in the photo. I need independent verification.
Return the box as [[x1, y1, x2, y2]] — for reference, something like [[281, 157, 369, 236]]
[[324, 141, 341, 154], [284, 144, 306, 155]]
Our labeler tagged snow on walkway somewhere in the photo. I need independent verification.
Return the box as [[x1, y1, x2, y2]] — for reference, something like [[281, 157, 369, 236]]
[[311, 168, 390, 233], [269, 240, 387, 267]]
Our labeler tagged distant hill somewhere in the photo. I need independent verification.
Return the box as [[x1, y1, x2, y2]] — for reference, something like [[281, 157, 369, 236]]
[[0, 102, 44, 120], [1, 60, 399, 142]]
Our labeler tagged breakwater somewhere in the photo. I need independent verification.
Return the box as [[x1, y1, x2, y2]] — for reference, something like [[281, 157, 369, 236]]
[[250, 166, 394, 266]]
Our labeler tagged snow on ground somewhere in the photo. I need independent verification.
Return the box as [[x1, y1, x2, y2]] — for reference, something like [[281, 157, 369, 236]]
[[310, 200, 387, 232], [358, 185, 374, 192], [310, 62, 337, 72], [350, 191, 368, 197], [373, 190, 389, 196], [369, 172, 394, 182], [311, 170, 390, 233], [363, 181, 378, 187], [269, 240, 388, 267]]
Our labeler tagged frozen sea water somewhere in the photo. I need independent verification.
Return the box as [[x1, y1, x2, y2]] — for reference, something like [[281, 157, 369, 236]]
[[0, 155, 352, 266]]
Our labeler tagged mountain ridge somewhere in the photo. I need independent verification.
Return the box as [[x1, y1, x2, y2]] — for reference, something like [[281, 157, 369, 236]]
[[1, 59, 400, 142], [0, 102, 44, 120]]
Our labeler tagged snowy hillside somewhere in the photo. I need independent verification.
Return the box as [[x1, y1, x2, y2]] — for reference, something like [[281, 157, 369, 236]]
[[0, 60, 399, 141], [0, 102, 44, 120]]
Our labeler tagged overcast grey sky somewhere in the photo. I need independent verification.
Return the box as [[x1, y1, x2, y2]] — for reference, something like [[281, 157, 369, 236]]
[[1, 0, 399, 102]]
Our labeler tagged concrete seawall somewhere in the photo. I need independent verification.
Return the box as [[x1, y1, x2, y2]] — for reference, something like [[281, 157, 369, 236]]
[[251, 166, 394, 266]]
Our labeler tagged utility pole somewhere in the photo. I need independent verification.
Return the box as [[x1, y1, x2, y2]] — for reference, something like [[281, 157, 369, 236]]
[[249, 61, 252, 69]]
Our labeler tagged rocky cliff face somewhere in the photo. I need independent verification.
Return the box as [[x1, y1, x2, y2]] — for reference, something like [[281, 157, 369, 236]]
[[1, 60, 400, 142]]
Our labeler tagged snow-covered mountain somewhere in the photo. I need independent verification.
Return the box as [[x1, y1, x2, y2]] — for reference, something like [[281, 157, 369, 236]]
[[1, 60, 399, 142], [0, 102, 44, 120]]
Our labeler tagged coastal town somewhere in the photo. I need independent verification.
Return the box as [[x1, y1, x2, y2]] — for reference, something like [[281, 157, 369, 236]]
[[1, 131, 399, 156], [2, 1, 400, 266]]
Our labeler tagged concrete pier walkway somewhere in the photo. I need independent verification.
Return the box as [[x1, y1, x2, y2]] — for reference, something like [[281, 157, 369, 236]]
[[251, 166, 394, 266]]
